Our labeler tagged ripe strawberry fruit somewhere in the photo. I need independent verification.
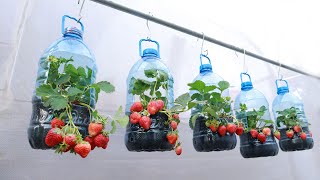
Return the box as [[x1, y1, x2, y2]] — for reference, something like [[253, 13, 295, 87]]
[[250, 129, 258, 138], [293, 126, 302, 133], [130, 102, 144, 112], [175, 146, 182, 155], [147, 101, 159, 115], [139, 116, 152, 130], [286, 130, 294, 138], [173, 114, 179, 119], [45, 128, 63, 147], [170, 121, 178, 130], [257, 133, 266, 143], [74, 142, 91, 158], [209, 125, 217, 133], [51, 117, 65, 128], [262, 127, 271, 136], [64, 134, 76, 147], [218, 125, 227, 136], [236, 126, 244, 136], [130, 112, 141, 124], [94, 134, 109, 148], [300, 132, 307, 140], [155, 100, 165, 110], [226, 124, 237, 134], [88, 122, 103, 137], [166, 133, 178, 145], [274, 131, 281, 140], [84, 136, 96, 150]]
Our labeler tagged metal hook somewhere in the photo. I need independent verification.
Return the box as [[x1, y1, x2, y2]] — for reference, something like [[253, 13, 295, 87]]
[[243, 49, 248, 73], [146, 12, 152, 39], [204, 49, 209, 56], [78, 0, 86, 22], [278, 60, 283, 80], [200, 32, 208, 55]]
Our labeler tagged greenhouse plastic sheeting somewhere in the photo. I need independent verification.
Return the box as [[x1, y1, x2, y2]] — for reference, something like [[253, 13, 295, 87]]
[[1, 0, 320, 180]]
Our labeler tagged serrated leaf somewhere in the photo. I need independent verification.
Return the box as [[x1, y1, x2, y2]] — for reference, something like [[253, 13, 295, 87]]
[[116, 116, 129, 128], [218, 81, 230, 92], [170, 105, 184, 111], [36, 84, 57, 97], [45, 96, 68, 110], [77, 67, 86, 77], [110, 120, 116, 134], [191, 93, 202, 100], [68, 87, 83, 96], [65, 64, 78, 76], [96, 81, 115, 93], [175, 93, 191, 107], [204, 107, 217, 117], [188, 80, 205, 93], [56, 74, 71, 85], [204, 85, 217, 93], [188, 102, 197, 109], [144, 69, 158, 78]]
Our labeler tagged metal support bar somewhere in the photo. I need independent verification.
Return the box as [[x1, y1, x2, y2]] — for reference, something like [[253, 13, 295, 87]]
[[89, 0, 320, 80]]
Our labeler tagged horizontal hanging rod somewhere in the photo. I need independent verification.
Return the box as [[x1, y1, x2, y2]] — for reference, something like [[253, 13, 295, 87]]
[[89, 0, 320, 80]]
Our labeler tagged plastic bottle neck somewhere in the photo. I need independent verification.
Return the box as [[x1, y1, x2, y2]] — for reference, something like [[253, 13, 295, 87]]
[[63, 27, 83, 40]]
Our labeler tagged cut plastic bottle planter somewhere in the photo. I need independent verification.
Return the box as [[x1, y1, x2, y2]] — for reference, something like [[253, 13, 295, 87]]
[[28, 15, 97, 149], [190, 54, 237, 152], [272, 79, 314, 151], [124, 39, 175, 151], [234, 73, 279, 158]]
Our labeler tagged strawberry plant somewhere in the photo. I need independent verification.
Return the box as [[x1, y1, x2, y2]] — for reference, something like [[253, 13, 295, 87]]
[[36, 56, 128, 158], [276, 107, 311, 140], [127, 69, 193, 154], [236, 103, 274, 143], [187, 80, 241, 135]]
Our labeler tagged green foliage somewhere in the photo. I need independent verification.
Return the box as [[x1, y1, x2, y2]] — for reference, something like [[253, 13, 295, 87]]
[[238, 103, 273, 130], [276, 107, 307, 129], [187, 80, 234, 129]]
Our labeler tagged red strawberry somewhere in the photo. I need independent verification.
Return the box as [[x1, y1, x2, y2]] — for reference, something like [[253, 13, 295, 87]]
[[64, 134, 76, 147], [250, 129, 258, 138], [257, 133, 266, 143], [94, 134, 109, 148], [139, 116, 151, 130], [51, 117, 65, 128], [155, 100, 165, 110], [170, 121, 178, 130], [209, 125, 217, 133], [84, 136, 96, 150], [88, 122, 103, 136], [63, 145, 72, 152], [293, 126, 302, 133], [166, 133, 178, 145], [286, 130, 294, 139], [45, 128, 63, 147], [226, 124, 237, 134], [175, 146, 182, 155], [262, 127, 271, 136], [274, 131, 281, 140], [300, 132, 307, 140], [74, 142, 91, 158], [130, 102, 144, 112], [310, 131, 313, 137], [236, 126, 244, 136], [130, 112, 141, 124], [218, 125, 227, 136], [147, 101, 159, 115], [173, 114, 179, 119], [102, 144, 108, 149]]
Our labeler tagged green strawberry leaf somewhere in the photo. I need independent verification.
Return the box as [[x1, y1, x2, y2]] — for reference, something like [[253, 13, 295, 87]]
[[218, 81, 230, 92], [96, 81, 115, 93], [56, 74, 71, 85], [175, 93, 191, 107], [68, 87, 83, 96], [188, 80, 206, 93]]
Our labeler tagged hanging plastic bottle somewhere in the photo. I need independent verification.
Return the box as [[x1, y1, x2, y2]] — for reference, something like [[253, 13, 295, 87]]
[[28, 15, 97, 149], [234, 73, 279, 158], [189, 54, 237, 152], [124, 39, 175, 151], [272, 79, 313, 151]]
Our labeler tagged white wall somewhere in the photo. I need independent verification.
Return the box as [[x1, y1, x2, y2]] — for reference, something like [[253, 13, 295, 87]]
[[1, 0, 320, 180]]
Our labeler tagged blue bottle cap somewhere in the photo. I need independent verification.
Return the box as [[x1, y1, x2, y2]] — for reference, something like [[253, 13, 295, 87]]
[[63, 27, 83, 38], [277, 86, 289, 95], [241, 81, 253, 91], [200, 64, 213, 73], [142, 48, 159, 57]]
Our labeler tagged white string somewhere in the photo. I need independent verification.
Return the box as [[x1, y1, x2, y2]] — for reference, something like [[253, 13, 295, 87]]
[[146, 12, 152, 39], [243, 49, 248, 73]]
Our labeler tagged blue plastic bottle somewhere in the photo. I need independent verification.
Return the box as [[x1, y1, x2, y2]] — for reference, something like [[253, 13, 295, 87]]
[[124, 39, 174, 151], [272, 79, 313, 151], [234, 73, 278, 158], [190, 54, 236, 152], [28, 15, 97, 149]]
